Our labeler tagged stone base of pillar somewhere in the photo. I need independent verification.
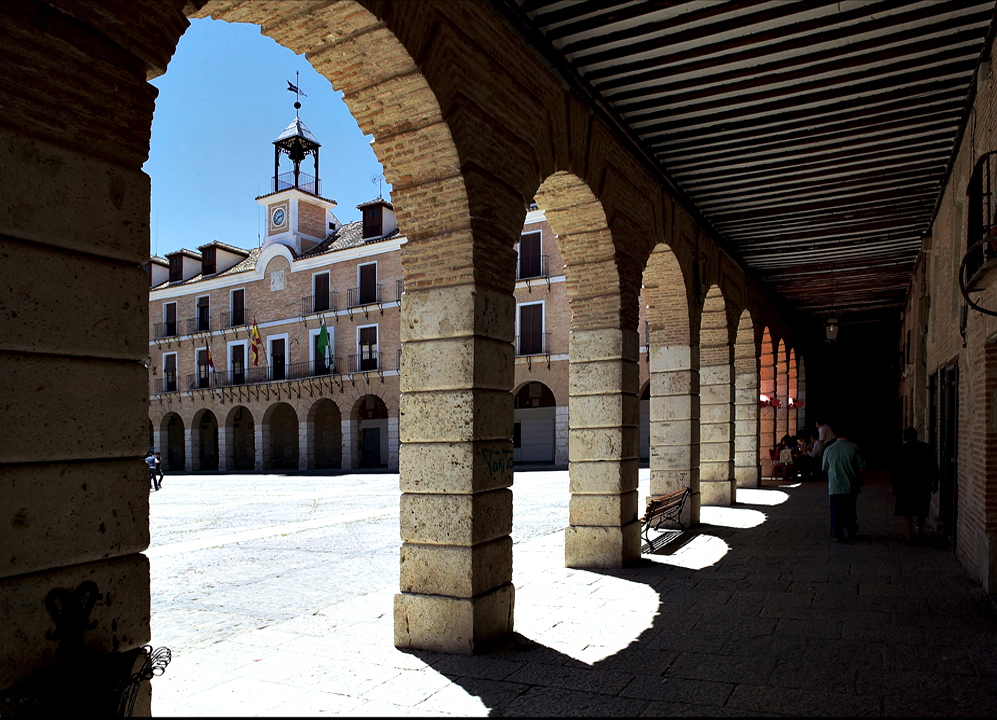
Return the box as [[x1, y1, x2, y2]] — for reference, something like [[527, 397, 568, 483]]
[[700, 478, 735, 506], [734, 465, 757, 488], [393, 583, 514, 654], [564, 520, 640, 568]]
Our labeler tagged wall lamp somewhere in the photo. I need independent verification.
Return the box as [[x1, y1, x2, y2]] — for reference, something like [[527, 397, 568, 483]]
[[825, 317, 839, 343]]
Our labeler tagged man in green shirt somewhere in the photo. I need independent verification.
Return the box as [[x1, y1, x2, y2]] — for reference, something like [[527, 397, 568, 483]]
[[822, 430, 866, 540]]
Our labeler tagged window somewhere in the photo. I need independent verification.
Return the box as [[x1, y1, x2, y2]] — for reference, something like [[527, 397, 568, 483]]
[[163, 302, 177, 337], [163, 353, 177, 392], [201, 247, 216, 276], [196, 296, 210, 332], [169, 256, 182, 283], [358, 325, 378, 371], [359, 263, 377, 305], [518, 302, 544, 356], [363, 206, 382, 238], [230, 289, 245, 327], [195, 348, 210, 388], [519, 231, 542, 279], [228, 342, 246, 385], [270, 336, 287, 381], [314, 272, 330, 313], [312, 325, 335, 374]]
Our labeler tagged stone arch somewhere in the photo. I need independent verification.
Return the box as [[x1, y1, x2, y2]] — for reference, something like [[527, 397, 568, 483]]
[[191, 408, 219, 472], [759, 328, 776, 477], [513, 381, 557, 464], [535, 171, 642, 568], [797, 354, 807, 433], [161, 412, 185, 472], [776, 339, 789, 442], [352, 394, 389, 468], [789, 348, 799, 436], [734, 310, 759, 488], [643, 240, 699, 524], [262, 402, 299, 471], [307, 399, 342, 470], [225, 405, 256, 472], [699, 286, 734, 506]]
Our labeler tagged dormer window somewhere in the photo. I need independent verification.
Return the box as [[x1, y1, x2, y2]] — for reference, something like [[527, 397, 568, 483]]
[[201, 247, 216, 276], [169, 256, 182, 283], [363, 206, 382, 239]]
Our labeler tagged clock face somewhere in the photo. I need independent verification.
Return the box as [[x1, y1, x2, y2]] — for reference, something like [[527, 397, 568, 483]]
[[272, 207, 286, 228]]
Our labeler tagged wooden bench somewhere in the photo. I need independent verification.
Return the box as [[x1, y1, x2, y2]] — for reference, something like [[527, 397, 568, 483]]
[[640, 487, 691, 549]]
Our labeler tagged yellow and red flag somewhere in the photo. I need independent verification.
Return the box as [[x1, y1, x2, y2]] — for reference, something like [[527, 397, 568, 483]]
[[250, 319, 262, 366], [205, 340, 216, 373]]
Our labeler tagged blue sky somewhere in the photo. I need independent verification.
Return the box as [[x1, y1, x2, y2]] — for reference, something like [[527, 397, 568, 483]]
[[144, 18, 391, 258]]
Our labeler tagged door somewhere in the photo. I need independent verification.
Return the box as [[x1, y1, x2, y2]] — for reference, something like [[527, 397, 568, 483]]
[[164, 353, 177, 392], [197, 296, 210, 332], [359, 263, 377, 305], [314, 273, 330, 313], [231, 344, 245, 385], [519, 231, 542, 279], [361, 427, 381, 467], [359, 326, 378, 371], [164, 302, 177, 337], [271, 338, 286, 381], [519, 303, 543, 355], [939, 363, 959, 546], [196, 348, 210, 389], [231, 289, 245, 327]]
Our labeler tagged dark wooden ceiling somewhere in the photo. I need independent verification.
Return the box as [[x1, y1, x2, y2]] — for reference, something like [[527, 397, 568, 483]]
[[503, 0, 995, 336]]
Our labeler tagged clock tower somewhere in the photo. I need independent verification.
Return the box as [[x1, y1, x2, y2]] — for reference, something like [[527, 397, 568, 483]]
[[256, 114, 340, 255]]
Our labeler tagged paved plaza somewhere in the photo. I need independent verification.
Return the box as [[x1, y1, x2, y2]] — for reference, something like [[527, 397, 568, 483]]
[[150, 470, 997, 716]]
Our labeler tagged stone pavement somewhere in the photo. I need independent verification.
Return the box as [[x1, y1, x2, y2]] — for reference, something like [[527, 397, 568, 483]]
[[153, 475, 997, 716]]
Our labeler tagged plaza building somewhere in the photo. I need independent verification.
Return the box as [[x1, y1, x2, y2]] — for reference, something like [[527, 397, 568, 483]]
[[146, 116, 661, 473]]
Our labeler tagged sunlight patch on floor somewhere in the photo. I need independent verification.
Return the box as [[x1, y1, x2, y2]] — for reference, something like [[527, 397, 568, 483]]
[[645, 533, 730, 570], [701, 505, 767, 529], [736, 488, 790, 506]]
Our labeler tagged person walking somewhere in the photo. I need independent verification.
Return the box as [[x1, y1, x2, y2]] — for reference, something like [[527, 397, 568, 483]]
[[822, 429, 865, 540], [146, 452, 158, 491], [891, 426, 938, 544], [154, 452, 164, 491]]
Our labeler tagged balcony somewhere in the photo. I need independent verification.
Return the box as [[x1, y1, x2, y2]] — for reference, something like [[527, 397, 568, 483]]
[[186, 315, 212, 335], [347, 283, 382, 308], [179, 359, 343, 392], [517, 255, 551, 292], [227, 308, 251, 328], [965, 150, 997, 293], [153, 321, 178, 339], [347, 351, 396, 374], [272, 171, 321, 196], [299, 292, 338, 317], [516, 333, 550, 357]]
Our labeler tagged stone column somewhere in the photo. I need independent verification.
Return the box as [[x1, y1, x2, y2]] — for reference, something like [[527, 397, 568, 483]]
[[565, 328, 641, 568], [788, 355, 799, 436], [394, 285, 515, 654], [218, 425, 231, 472], [648, 342, 700, 526], [759, 344, 776, 478], [341, 419, 355, 470], [387, 415, 399, 470], [298, 419, 310, 471], [699, 362, 734, 505], [734, 355, 760, 488], [255, 424, 265, 471], [776, 354, 789, 441], [185, 428, 195, 472], [554, 405, 569, 468]]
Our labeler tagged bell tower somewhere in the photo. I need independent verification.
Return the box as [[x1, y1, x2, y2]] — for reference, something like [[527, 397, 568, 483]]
[[256, 79, 339, 255]]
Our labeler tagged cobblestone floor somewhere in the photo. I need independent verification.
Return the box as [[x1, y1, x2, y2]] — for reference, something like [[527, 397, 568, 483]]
[[150, 470, 997, 716]]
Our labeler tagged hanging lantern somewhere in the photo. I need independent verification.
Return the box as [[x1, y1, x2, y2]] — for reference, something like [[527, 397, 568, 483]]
[[825, 317, 839, 343]]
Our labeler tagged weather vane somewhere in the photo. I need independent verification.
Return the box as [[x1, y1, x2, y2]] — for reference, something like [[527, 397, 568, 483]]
[[287, 71, 307, 117]]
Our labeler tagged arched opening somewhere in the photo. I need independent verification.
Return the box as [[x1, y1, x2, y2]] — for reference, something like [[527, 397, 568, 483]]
[[535, 170, 643, 568], [193, 409, 219, 471], [643, 240, 698, 525], [264, 402, 299, 471], [699, 286, 733, 506], [353, 395, 388, 468], [639, 382, 651, 465], [513, 381, 557, 464], [776, 339, 789, 442], [310, 399, 342, 470], [148, 419, 154, 455], [734, 310, 759, 488], [226, 405, 256, 471], [789, 348, 799, 437], [162, 413, 185, 472], [759, 328, 776, 477]]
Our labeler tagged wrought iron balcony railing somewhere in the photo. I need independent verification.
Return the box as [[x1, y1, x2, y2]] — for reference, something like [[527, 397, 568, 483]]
[[227, 308, 251, 328], [272, 171, 321, 196], [347, 283, 382, 308], [153, 321, 178, 339], [180, 359, 343, 391], [516, 332, 550, 357], [347, 351, 386, 373], [299, 292, 338, 317], [186, 315, 212, 335]]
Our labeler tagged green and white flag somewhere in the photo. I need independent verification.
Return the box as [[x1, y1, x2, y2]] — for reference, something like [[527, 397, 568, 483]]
[[317, 318, 332, 368]]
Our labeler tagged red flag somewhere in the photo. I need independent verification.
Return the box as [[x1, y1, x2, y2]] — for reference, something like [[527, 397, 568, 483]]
[[251, 319, 262, 366], [205, 340, 216, 373]]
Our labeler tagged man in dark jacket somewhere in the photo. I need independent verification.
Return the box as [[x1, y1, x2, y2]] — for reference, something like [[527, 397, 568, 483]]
[[891, 426, 938, 543]]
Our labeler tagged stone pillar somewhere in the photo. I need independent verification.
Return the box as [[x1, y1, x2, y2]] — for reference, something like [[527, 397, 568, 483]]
[[394, 285, 515, 654], [648, 343, 700, 526], [788, 354, 799, 437], [218, 425, 231, 472], [298, 419, 309, 471], [388, 415, 399, 471], [255, 424, 265, 471], [734, 356, 760, 489], [759, 342, 776, 478], [185, 428, 195, 472], [699, 362, 734, 505], [776, 353, 789, 442], [554, 405, 569, 468], [341, 419, 355, 470], [565, 328, 641, 568]]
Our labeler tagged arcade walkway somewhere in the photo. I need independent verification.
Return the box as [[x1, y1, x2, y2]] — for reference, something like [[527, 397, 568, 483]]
[[156, 476, 997, 716]]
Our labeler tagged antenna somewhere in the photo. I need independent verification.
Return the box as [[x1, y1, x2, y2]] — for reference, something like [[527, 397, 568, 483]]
[[155, 208, 159, 256], [371, 173, 384, 199], [257, 187, 261, 248]]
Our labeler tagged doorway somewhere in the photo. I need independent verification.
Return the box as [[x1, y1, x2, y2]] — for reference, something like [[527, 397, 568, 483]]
[[938, 363, 959, 546]]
